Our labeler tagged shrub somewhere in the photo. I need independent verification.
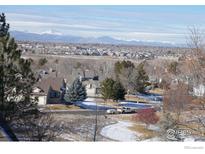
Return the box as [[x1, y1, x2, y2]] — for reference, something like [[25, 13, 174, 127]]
[[134, 108, 159, 127]]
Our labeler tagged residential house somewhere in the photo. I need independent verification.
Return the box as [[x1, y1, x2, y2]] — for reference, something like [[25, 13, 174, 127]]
[[33, 77, 66, 105], [81, 76, 101, 97]]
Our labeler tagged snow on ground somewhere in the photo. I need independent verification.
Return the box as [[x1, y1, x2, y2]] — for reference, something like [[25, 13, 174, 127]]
[[136, 93, 163, 103], [119, 101, 152, 109], [81, 101, 97, 106], [100, 121, 141, 141], [75, 98, 114, 110], [81, 101, 105, 107], [119, 101, 150, 106], [85, 97, 95, 101]]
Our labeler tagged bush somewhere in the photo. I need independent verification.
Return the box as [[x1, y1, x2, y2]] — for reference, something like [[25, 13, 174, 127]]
[[38, 58, 48, 66], [134, 108, 159, 127]]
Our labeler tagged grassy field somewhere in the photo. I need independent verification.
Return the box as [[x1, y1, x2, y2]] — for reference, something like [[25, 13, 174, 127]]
[[129, 124, 158, 140], [149, 88, 164, 95], [46, 104, 81, 110], [125, 95, 148, 103]]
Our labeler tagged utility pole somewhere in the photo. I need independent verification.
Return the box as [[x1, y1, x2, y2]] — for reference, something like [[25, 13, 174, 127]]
[[93, 98, 98, 141]]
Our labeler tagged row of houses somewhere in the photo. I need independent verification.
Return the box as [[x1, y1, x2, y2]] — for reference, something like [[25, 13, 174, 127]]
[[32, 76, 100, 106]]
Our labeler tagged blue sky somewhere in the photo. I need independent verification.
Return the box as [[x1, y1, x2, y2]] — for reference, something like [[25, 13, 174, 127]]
[[1, 5, 205, 44]]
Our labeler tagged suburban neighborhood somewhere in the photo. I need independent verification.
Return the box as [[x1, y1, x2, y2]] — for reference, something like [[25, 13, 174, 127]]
[[0, 6, 205, 143]]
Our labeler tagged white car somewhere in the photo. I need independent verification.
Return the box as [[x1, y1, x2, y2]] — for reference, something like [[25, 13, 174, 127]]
[[117, 107, 135, 113], [106, 109, 118, 114]]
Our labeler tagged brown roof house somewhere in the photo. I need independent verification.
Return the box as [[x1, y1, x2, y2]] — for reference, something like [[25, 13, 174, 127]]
[[33, 77, 66, 105]]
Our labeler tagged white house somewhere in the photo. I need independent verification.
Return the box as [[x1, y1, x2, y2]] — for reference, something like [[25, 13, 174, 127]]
[[32, 87, 47, 106]]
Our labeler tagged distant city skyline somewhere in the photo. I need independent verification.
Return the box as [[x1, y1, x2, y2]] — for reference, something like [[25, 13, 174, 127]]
[[1, 5, 205, 44]]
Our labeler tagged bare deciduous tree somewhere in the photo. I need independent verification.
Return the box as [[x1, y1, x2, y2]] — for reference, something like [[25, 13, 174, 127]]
[[186, 26, 205, 85], [18, 113, 64, 141], [163, 82, 192, 121]]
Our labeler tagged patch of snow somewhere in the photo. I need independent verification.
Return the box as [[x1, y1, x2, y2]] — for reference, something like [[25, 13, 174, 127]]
[[101, 121, 141, 141], [41, 29, 62, 35], [81, 101, 108, 107], [85, 97, 95, 101], [81, 101, 97, 106], [60, 133, 76, 141], [119, 101, 152, 109], [136, 93, 163, 103], [75, 101, 113, 110], [119, 101, 150, 106]]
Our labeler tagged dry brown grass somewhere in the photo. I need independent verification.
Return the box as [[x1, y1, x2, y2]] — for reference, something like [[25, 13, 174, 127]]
[[46, 104, 81, 110], [125, 95, 148, 103], [117, 114, 134, 121], [149, 88, 164, 95], [129, 124, 158, 140], [95, 98, 120, 107], [104, 101, 119, 107]]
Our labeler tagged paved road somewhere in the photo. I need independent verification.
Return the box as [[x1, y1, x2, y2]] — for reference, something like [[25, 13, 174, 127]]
[[42, 109, 106, 116]]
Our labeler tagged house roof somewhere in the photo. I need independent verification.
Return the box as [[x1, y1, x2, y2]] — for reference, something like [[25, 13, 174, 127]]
[[34, 77, 65, 93]]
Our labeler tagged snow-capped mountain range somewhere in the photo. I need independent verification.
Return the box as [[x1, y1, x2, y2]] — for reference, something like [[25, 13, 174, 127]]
[[10, 30, 186, 47]]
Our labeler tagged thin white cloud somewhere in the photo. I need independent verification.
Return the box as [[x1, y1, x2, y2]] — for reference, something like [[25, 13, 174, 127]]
[[9, 21, 110, 30], [7, 12, 123, 29]]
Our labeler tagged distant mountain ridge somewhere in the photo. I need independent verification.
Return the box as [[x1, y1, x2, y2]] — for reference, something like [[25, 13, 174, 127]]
[[10, 31, 186, 47]]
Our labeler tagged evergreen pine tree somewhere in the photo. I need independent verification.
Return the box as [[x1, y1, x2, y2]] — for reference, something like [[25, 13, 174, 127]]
[[100, 78, 115, 100], [64, 77, 87, 103], [131, 63, 149, 93], [112, 80, 126, 101], [0, 13, 37, 122]]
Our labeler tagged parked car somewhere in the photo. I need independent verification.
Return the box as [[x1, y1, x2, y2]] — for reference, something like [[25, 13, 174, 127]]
[[106, 109, 118, 114], [117, 107, 135, 114]]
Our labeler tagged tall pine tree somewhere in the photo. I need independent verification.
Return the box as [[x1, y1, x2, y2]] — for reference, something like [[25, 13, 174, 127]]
[[0, 13, 37, 122], [100, 78, 115, 101], [64, 77, 87, 103], [112, 80, 126, 101], [131, 63, 149, 93]]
